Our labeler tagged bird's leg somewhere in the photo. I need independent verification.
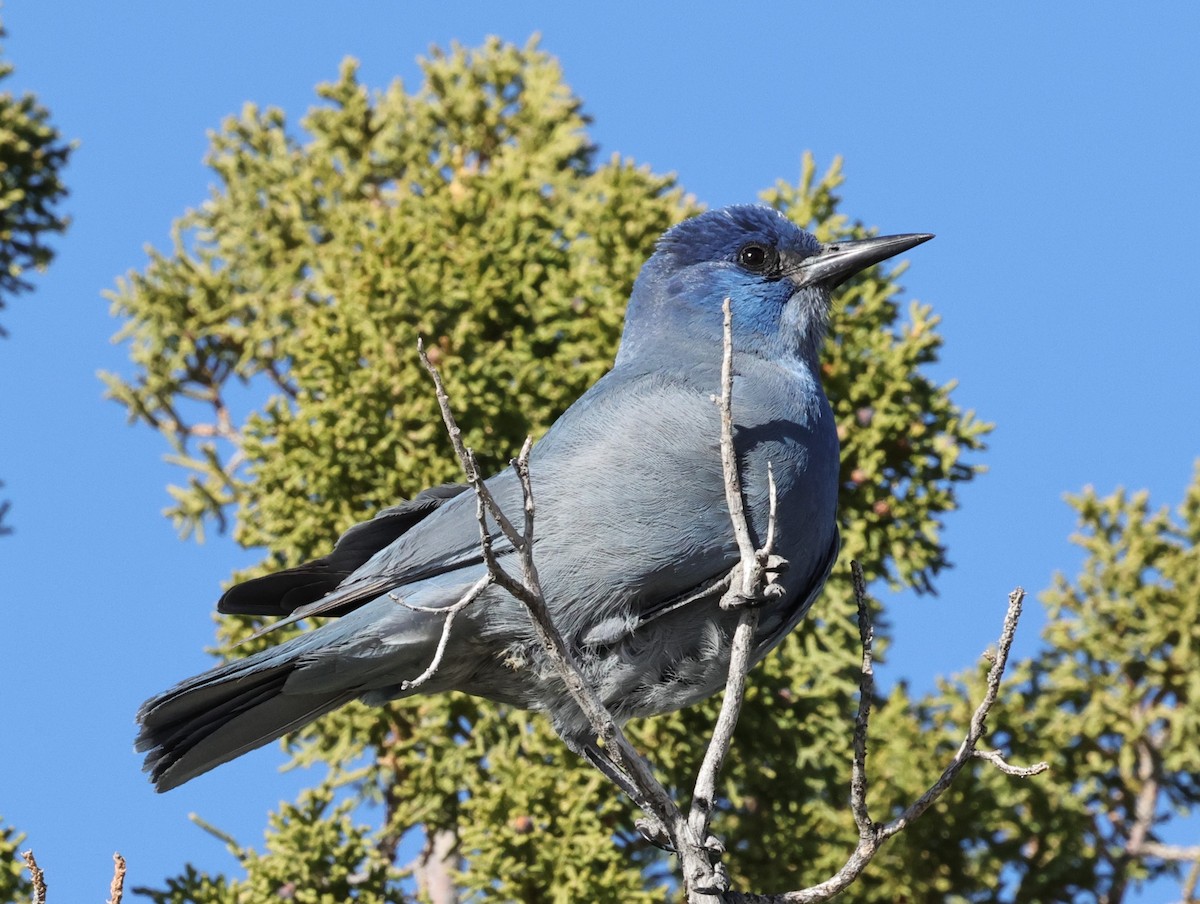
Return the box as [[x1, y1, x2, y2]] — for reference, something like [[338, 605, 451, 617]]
[[574, 742, 675, 850], [576, 742, 727, 858]]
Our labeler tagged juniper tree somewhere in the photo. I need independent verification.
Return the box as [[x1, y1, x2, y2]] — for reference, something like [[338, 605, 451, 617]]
[[109, 37, 1200, 904]]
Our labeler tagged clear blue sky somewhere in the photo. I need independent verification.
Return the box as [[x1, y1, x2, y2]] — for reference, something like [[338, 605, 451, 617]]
[[1, 3, 1198, 900]]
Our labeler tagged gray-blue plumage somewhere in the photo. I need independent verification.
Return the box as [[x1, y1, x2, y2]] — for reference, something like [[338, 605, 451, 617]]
[[136, 205, 931, 791]]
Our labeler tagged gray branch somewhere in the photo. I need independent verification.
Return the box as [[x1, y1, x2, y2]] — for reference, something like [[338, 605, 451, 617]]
[[726, 585, 1048, 904], [683, 299, 786, 900], [1134, 842, 1200, 863]]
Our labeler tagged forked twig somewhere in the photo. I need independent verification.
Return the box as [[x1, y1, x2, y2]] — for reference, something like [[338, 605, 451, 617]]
[[686, 299, 784, 893], [18, 849, 127, 904], [726, 583, 1047, 904], [872, 589, 1047, 844], [390, 573, 494, 692]]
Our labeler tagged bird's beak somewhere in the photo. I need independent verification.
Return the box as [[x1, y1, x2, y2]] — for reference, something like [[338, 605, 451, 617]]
[[795, 233, 934, 289]]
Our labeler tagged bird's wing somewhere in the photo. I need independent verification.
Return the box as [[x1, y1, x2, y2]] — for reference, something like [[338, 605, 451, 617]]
[[241, 471, 524, 639], [241, 358, 830, 647], [218, 484, 469, 617]]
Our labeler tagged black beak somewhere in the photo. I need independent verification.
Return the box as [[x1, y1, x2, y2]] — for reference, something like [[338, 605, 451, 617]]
[[796, 233, 934, 289]]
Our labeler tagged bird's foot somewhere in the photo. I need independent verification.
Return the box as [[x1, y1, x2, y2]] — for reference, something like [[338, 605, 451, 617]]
[[634, 817, 726, 860], [693, 861, 731, 896], [635, 816, 675, 851], [720, 554, 789, 610]]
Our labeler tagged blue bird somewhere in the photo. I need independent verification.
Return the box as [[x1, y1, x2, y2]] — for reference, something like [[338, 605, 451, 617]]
[[136, 205, 931, 792]]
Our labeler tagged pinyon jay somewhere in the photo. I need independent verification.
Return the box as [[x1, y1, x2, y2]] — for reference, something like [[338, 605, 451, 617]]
[[136, 205, 931, 791]]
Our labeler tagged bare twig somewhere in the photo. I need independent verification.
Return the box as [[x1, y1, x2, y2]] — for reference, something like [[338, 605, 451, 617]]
[[416, 337, 687, 855], [726, 584, 1047, 904], [21, 850, 46, 904], [418, 338, 522, 548], [875, 589, 1047, 844], [687, 299, 782, 893], [973, 748, 1049, 777], [108, 853, 126, 904], [1133, 842, 1200, 862], [1183, 853, 1200, 903], [849, 560, 875, 839], [713, 298, 765, 598], [391, 573, 493, 691]]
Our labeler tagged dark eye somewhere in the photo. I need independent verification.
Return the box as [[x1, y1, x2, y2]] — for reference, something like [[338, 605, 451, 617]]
[[737, 242, 774, 272]]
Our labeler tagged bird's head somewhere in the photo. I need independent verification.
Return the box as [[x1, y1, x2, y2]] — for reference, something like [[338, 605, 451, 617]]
[[616, 205, 931, 369]]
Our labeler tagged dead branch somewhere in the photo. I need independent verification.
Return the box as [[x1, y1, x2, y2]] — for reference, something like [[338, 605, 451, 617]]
[[417, 338, 691, 868], [724, 584, 1047, 904], [417, 336, 724, 888], [685, 299, 786, 898], [414, 829, 460, 904], [1133, 842, 1200, 863], [418, 341, 622, 757], [973, 748, 1049, 777], [21, 850, 46, 904], [109, 853, 127, 904], [391, 573, 493, 692], [17, 850, 127, 904]]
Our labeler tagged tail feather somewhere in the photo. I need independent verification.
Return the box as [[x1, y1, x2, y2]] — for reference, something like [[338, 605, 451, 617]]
[[136, 657, 353, 792]]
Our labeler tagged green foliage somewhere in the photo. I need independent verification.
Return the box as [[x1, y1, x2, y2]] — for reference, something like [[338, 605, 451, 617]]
[[819, 465, 1200, 903], [0, 16, 71, 331], [135, 783, 405, 904], [0, 817, 32, 904], [978, 466, 1200, 900], [0, 20, 70, 893], [104, 37, 688, 550], [0, 14, 72, 535]]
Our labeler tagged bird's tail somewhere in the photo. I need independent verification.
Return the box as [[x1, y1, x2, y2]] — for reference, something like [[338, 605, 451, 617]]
[[135, 647, 356, 792]]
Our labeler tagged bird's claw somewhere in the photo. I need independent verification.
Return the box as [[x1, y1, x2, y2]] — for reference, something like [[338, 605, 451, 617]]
[[761, 553, 789, 577], [694, 862, 731, 896], [635, 816, 675, 851], [721, 554, 790, 610]]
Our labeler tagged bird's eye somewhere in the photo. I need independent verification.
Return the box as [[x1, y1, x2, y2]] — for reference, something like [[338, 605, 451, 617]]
[[737, 242, 774, 273]]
